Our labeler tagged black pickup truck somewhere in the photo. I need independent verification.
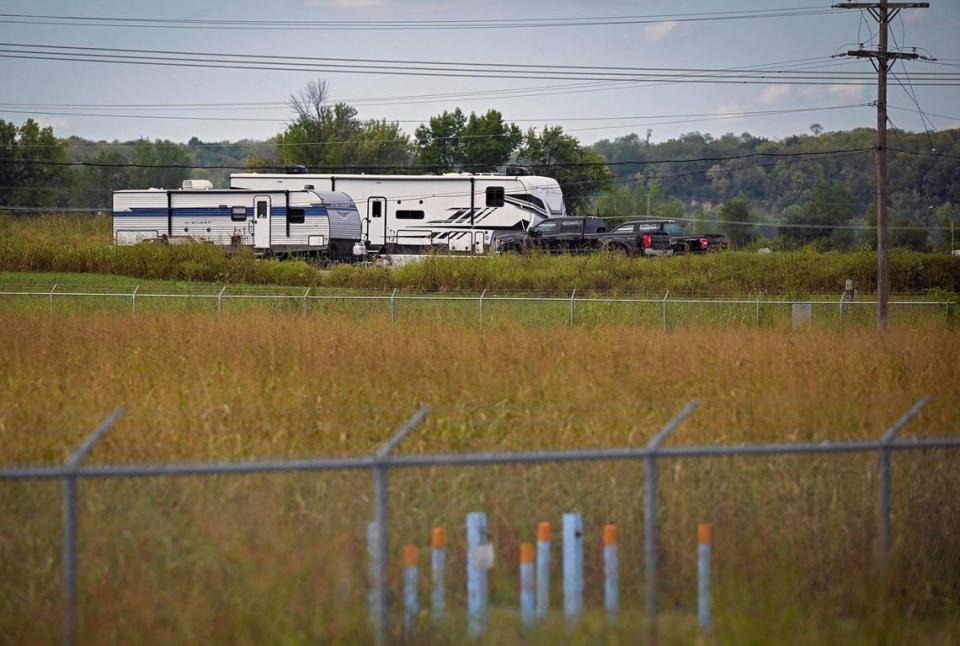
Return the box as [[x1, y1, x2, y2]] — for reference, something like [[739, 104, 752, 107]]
[[612, 219, 728, 254], [492, 217, 672, 256]]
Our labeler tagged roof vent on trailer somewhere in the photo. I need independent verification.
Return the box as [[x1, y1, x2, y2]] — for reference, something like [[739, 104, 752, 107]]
[[181, 179, 213, 190], [503, 165, 533, 176], [285, 164, 308, 174]]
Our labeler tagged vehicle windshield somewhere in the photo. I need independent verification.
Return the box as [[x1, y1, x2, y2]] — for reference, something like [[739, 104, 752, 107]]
[[663, 222, 684, 236]]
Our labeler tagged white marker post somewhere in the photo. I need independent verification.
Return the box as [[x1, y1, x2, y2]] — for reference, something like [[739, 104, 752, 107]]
[[604, 524, 619, 622], [698, 523, 712, 631], [466, 512, 490, 637], [431, 527, 446, 621], [520, 543, 535, 629], [562, 513, 583, 626], [535, 521, 551, 621]]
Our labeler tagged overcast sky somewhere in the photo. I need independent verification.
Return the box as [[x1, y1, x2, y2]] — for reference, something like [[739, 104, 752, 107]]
[[0, 0, 957, 145]]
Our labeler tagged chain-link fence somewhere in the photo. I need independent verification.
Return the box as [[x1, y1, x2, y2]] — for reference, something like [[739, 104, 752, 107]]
[[2, 399, 959, 644]]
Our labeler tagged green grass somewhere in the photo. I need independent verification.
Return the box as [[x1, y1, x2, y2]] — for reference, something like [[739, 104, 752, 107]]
[[2, 213, 960, 295]]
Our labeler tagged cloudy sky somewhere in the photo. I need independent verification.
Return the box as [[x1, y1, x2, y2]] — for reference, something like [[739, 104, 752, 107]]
[[0, 0, 957, 144]]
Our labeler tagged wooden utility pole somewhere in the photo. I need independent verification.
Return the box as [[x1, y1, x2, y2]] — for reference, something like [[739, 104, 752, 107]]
[[833, 2, 927, 329]]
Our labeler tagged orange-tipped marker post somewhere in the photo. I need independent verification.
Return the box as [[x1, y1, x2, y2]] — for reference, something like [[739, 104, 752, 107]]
[[698, 523, 712, 630], [403, 545, 419, 634], [603, 524, 619, 620], [520, 543, 535, 628], [536, 521, 551, 620], [430, 528, 446, 620]]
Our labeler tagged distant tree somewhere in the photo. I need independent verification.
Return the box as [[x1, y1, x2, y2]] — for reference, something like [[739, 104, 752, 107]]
[[519, 126, 613, 214], [0, 118, 68, 209], [77, 148, 131, 207], [414, 108, 466, 170], [130, 139, 191, 189], [415, 108, 521, 172], [719, 194, 757, 247], [809, 123, 824, 136], [783, 180, 852, 247], [277, 79, 411, 171]]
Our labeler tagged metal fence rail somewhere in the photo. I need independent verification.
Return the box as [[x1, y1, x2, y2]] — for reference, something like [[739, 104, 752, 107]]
[[0, 285, 954, 327], [2, 397, 958, 644]]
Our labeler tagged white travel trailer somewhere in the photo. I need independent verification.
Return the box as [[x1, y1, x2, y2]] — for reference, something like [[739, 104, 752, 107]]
[[229, 170, 566, 254], [112, 180, 362, 259]]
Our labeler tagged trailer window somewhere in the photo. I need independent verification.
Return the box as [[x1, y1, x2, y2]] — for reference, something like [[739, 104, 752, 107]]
[[231, 206, 247, 222], [288, 208, 305, 224], [396, 210, 424, 220], [371, 201, 382, 218], [486, 186, 505, 207], [256, 201, 268, 218]]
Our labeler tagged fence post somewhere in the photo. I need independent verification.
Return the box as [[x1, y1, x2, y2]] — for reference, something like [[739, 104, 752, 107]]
[[520, 543, 535, 629], [569, 289, 576, 327], [131, 285, 139, 316], [536, 521, 550, 621], [49, 283, 57, 317], [878, 396, 930, 570], [562, 512, 583, 626], [644, 399, 699, 638], [431, 528, 446, 621], [302, 287, 310, 316], [403, 545, 419, 636], [466, 511, 490, 637], [217, 286, 226, 316], [604, 524, 619, 622], [62, 407, 124, 646], [390, 288, 397, 325], [478, 288, 486, 331], [756, 290, 763, 327], [698, 523, 712, 631], [370, 406, 432, 646], [839, 290, 845, 323], [661, 290, 669, 330]]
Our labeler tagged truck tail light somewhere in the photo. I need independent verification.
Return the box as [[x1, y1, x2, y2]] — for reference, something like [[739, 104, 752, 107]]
[[642, 233, 652, 248], [699, 237, 709, 249]]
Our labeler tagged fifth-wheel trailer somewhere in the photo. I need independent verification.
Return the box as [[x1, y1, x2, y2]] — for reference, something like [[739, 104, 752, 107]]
[[230, 170, 566, 254], [113, 180, 362, 259]]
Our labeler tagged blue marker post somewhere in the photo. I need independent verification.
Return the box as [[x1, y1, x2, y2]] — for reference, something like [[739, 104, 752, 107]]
[[698, 523, 712, 631], [403, 545, 419, 635], [604, 524, 619, 622], [562, 513, 583, 626], [520, 543, 535, 629], [466, 512, 489, 637], [430, 527, 446, 621]]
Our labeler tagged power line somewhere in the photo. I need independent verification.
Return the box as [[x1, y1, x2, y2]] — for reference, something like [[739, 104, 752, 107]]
[[2, 44, 956, 84], [0, 7, 846, 31], [0, 147, 877, 171]]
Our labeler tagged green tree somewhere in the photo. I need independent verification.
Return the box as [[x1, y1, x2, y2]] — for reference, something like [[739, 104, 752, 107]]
[[77, 148, 131, 207], [277, 79, 411, 171], [518, 126, 613, 214], [460, 110, 522, 171], [414, 108, 466, 169], [719, 194, 757, 247], [783, 180, 852, 247], [130, 139, 191, 189], [0, 118, 68, 209]]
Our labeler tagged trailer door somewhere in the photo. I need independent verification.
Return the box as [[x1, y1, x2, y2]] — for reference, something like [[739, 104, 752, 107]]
[[367, 196, 387, 246], [254, 196, 271, 249]]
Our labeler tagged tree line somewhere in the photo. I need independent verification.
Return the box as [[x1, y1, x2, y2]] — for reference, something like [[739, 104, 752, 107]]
[[1, 77, 957, 251]]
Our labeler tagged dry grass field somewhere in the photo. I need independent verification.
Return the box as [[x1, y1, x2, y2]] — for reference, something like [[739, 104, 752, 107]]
[[1, 310, 959, 644]]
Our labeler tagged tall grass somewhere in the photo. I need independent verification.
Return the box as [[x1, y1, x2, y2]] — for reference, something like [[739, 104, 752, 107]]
[[3, 213, 959, 294], [1, 310, 958, 643]]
